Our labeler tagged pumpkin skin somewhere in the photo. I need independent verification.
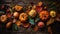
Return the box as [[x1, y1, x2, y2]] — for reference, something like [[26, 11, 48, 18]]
[[19, 13, 28, 22], [39, 10, 49, 20], [0, 15, 7, 22], [15, 20, 21, 27], [38, 21, 44, 28], [6, 22, 12, 28], [50, 11, 56, 18], [14, 5, 23, 11], [13, 12, 19, 18], [29, 9, 37, 18]]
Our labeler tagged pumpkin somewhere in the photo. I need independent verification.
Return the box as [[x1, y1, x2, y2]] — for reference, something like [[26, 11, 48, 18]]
[[38, 1, 43, 6], [38, 21, 44, 28], [0, 15, 7, 22], [23, 23, 30, 28], [13, 12, 19, 18], [14, 5, 23, 11], [32, 5, 36, 10], [34, 26, 38, 32], [19, 13, 28, 22], [7, 13, 12, 18], [29, 9, 37, 18], [15, 20, 21, 27], [6, 22, 12, 28], [39, 10, 49, 20], [50, 10, 56, 18]]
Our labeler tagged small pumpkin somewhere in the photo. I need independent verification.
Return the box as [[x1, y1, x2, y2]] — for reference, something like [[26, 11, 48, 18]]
[[38, 1, 43, 6], [13, 12, 19, 18], [38, 21, 44, 28], [0, 15, 7, 22], [34, 26, 38, 32], [6, 22, 12, 28], [15, 20, 21, 27], [23, 23, 30, 28], [7, 13, 12, 18], [50, 10, 56, 18], [19, 13, 28, 22], [39, 10, 49, 20], [29, 9, 37, 18], [14, 5, 23, 11]]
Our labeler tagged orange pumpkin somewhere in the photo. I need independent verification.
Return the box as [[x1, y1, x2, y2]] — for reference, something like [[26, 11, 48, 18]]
[[14, 5, 23, 11], [6, 22, 12, 28], [0, 15, 7, 22], [39, 10, 49, 20], [19, 13, 28, 22], [15, 20, 21, 27], [13, 12, 19, 18], [23, 23, 30, 28]]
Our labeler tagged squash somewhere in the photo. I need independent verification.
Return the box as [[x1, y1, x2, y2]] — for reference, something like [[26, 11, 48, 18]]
[[13, 12, 19, 18], [6, 22, 12, 28], [14, 5, 23, 11], [0, 15, 7, 22], [39, 10, 49, 20], [29, 9, 37, 18], [19, 13, 28, 22], [15, 20, 21, 27], [50, 10, 56, 18]]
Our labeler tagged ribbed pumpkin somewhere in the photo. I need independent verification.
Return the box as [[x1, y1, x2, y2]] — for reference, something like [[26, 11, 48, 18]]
[[39, 10, 49, 20], [0, 15, 7, 22], [50, 10, 56, 18], [14, 5, 23, 11], [19, 13, 28, 22]]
